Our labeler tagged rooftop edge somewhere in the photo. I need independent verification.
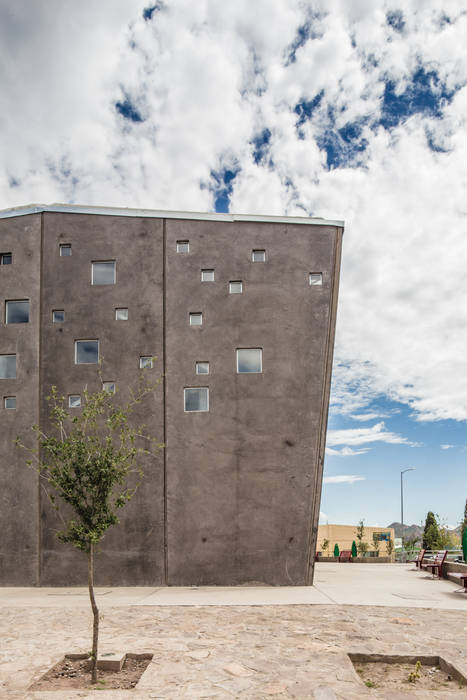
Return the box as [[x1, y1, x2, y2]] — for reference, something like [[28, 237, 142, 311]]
[[0, 203, 344, 228]]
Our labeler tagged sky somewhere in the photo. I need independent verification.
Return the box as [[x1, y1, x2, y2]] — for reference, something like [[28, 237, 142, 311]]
[[1, 0, 466, 529]]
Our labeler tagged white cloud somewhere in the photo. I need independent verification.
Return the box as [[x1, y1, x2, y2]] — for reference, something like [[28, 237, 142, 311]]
[[1, 1, 467, 423], [326, 446, 371, 456], [323, 475, 366, 484], [327, 422, 418, 447], [349, 412, 391, 422], [440, 444, 454, 450]]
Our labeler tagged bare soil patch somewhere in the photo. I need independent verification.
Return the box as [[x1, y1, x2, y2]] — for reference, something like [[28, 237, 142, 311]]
[[351, 656, 466, 692], [30, 653, 152, 691]]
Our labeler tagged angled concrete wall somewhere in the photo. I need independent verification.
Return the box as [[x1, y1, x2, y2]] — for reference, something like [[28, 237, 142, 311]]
[[0, 207, 342, 586]]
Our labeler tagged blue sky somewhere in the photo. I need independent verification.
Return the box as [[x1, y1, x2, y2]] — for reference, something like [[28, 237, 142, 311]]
[[1, 1, 466, 527]]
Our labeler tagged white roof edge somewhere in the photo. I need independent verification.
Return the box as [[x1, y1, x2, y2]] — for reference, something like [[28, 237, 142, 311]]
[[0, 203, 344, 228]]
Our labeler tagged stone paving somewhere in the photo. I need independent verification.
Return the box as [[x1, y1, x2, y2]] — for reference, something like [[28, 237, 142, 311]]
[[1, 565, 466, 699]]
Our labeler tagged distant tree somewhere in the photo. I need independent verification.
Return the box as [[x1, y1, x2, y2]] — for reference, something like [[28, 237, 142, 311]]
[[321, 538, 330, 557], [17, 378, 161, 684], [372, 532, 381, 557], [351, 540, 357, 558], [355, 519, 368, 556], [402, 535, 419, 554], [422, 511, 440, 550], [333, 543, 340, 557], [463, 528, 467, 564], [386, 537, 394, 558], [461, 500, 467, 541]]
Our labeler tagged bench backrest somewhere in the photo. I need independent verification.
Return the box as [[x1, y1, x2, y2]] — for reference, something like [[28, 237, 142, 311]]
[[432, 550, 448, 564], [339, 550, 352, 561], [417, 549, 426, 562]]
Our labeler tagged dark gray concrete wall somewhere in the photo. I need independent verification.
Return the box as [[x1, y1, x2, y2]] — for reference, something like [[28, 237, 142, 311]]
[[165, 219, 340, 585], [0, 214, 41, 585], [38, 213, 165, 585]]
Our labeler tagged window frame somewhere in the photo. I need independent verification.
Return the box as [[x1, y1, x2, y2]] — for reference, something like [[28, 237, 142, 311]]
[[4, 396, 16, 409], [59, 244, 72, 257], [184, 387, 209, 412], [309, 272, 323, 286], [139, 356, 154, 369], [0, 252, 12, 265], [236, 348, 263, 374], [252, 249, 266, 262], [102, 381, 116, 394], [195, 361, 210, 375], [91, 260, 116, 286], [68, 395, 81, 408], [189, 312, 203, 326], [52, 310, 65, 323], [0, 354, 16, 379], [176, 240, 190, 253], [229, 280, 243, 294], [115, 308, 128, 321], [201, 269, 215, 282], [5, 299, 29, 324], [75, 339, 99, 365]]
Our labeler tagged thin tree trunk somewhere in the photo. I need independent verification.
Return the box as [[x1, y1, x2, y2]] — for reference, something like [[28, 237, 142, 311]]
[[88, 542, 99, 684]]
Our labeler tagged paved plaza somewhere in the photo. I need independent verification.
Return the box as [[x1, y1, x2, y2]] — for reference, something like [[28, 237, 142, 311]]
[[1, 564, 466, 698]]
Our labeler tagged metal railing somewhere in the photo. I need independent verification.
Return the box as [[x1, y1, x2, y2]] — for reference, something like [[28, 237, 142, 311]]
[[396, 548, 464, 563]]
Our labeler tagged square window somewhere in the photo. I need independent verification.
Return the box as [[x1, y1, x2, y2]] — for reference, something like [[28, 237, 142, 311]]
[[59, 244, 72, 257], [184, 387, 209, 412], [68, 395, 81, 408], [252, 249, 266, 262], [6, 300, 29, 324], [1, 252, 12, 265], [229, 281, 243, 294], [201, 269, 215, 282], [53, 310, 65, 323], [0, 354, 16, 379], [75, 340, 99, 364], [189, 312, 203, 326], [4, 396, 16, 409], [237, 348, 262, 373], [176, 240, 189, 253], [115, 308, 128, 321], [92, 261, 116, 285], [102, 381, 116, 394], [140, 356, 154, 369], [309, 272, 323, 286], [196, 361, 209, 375]]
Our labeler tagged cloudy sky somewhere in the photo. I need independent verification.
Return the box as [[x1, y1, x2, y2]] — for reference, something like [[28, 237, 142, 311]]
[[1, 0, 466, 529]]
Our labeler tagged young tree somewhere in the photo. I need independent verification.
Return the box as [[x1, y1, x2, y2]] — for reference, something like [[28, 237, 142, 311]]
[[422, 511, 440, 550], [17, 378, 161, 684], [372, 532, 381, 557], [321, 538, 330, 557], [333, 543, 340, 557], [351, 540, 357, 558], [355, 519, 368, 556]]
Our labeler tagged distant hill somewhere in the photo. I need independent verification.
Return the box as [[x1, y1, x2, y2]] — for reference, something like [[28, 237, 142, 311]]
[[388, 522, 461, 540]]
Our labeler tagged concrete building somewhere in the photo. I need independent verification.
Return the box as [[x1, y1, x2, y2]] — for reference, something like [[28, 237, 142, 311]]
[[317, 524, 396, 559], [0, 204, 343, 587]]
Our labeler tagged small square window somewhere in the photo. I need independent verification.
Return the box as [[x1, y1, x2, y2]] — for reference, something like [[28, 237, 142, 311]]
[[184, 387, 209, 412], [140, 356, 154, 369], [6, 300, 29, 324], [115, 308, 128, 321], [176, 240, 189, 253], [237, 348, 262, 373], [189, 312, 203, 326], [4, 396, 16, 409], [102, 382, 116, 394], [196, 361, 210, 375], [59, 244, 72, 257], [92, 261, 116, 285], [75, 340, 99, 364], [1, 252, 12, 265], [53, 310, 65, 323], [252, 249, 266, 262], [201, 269, 215, 282], [229, 281, 243, 294], [68, 395, 81, 408], [309, 272, 323, 286], [0, 354, 16, 379]]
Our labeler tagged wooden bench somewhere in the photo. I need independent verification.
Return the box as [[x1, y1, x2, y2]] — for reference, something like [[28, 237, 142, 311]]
[[421, 550, 447, 578], [339, 550, 352, 562], [408, 549, 426, 569], [450, 572, 467, 591]]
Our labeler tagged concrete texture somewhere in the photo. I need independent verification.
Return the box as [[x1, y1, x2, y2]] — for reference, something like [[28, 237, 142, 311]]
[[0, 208, 342, 587]]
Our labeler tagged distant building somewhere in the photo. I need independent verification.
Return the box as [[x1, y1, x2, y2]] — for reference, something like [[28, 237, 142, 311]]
[[0, 204, 343, 586], [317, 523, 396, 559]]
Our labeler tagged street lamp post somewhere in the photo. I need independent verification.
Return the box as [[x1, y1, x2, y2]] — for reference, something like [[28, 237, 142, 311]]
[[400, 468, 416, 526]]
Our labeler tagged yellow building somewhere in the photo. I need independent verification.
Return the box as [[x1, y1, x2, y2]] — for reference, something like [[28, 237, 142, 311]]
[[317, 523, 395, 559]]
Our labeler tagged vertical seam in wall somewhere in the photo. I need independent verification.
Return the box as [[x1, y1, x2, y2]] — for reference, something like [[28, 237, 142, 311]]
[[162, 218, 168, 585], [305, 227, 343, 585], [37, 212, 44, 586]]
